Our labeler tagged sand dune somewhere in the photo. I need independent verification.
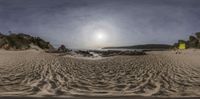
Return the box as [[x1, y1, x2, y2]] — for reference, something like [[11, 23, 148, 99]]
[[0, 49, 200, 98]]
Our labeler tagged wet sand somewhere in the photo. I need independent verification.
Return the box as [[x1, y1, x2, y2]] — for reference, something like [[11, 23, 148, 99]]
[[0, 49, 200, 98]]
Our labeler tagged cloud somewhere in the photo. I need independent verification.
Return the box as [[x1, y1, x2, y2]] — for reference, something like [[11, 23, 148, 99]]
[[0, 0, 200, 48]]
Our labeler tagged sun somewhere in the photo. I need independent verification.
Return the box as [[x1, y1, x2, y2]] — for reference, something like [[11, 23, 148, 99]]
[[94, 30, 106, 42], [97, 32, 104, 40], [92, 29, 108, 48]]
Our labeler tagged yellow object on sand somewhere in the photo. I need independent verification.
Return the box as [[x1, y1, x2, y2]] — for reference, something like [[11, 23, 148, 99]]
[[179, 43, 186, 49]]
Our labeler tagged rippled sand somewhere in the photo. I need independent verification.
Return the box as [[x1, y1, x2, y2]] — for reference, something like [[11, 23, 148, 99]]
[[0, 49, 200, 98]]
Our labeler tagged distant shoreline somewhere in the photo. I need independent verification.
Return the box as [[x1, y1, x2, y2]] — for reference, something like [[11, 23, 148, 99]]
[[102, 44, 172, 51]]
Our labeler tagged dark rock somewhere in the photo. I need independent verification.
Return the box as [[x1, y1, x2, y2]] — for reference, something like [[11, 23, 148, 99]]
[[57, 45, 69, 52], [75, 50, 93, 57]]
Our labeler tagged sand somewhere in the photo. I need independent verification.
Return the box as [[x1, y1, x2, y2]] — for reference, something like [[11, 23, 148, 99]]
[[0, 49, 200, 98]]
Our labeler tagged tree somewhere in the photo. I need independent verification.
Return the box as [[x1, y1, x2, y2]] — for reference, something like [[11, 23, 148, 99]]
[[189, 36, 197, 41], [178, 40, 186, 44], [173, 43, 179, 48], [188, 36, 198, 48], [196, 32, 200, 39]]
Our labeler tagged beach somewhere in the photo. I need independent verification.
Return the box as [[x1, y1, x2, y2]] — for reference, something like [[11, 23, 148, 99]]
[[0, 49, 200, 98]]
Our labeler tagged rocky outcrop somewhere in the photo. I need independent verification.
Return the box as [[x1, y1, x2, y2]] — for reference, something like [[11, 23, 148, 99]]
[[57, 45, 70, 52]]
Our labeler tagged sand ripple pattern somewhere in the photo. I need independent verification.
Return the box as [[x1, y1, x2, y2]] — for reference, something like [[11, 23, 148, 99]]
[[0, 50, 200, 96]]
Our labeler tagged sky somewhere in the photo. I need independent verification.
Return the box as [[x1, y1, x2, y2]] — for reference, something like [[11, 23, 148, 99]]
[[0, 0, 200, 49]]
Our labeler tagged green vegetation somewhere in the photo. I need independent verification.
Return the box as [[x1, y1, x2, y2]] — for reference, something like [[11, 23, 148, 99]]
[[0, 32, 54, 50], [174, 32, 200, 49]]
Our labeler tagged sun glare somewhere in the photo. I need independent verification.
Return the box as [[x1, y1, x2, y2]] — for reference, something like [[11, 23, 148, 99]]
[[91, 29, 108, 48], [95, 30, 106, 41], [97, 33, 104, 39]]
